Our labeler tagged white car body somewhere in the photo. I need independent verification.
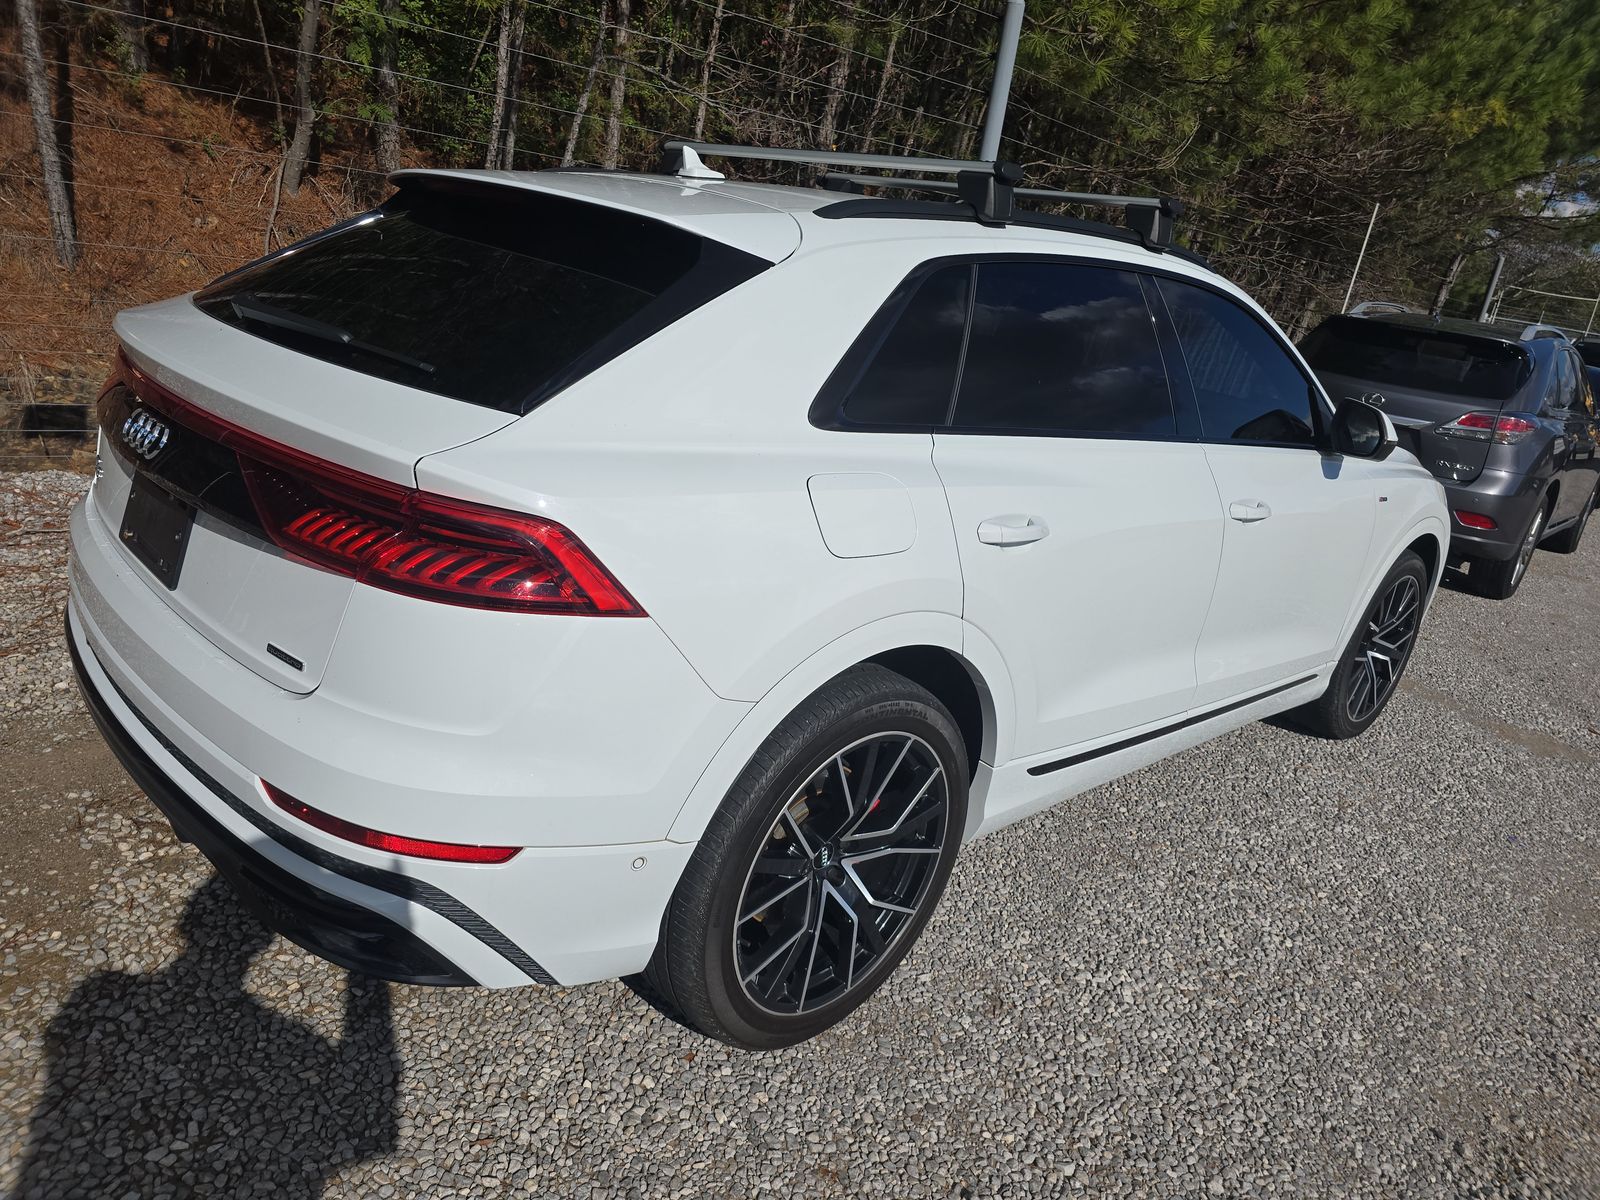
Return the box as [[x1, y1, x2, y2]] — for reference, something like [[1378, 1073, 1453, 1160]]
[[67, 167, 1449, 991]]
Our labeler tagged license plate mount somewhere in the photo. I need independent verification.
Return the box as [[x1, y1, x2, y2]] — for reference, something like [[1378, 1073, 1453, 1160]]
[[119, 472, 194, 589]]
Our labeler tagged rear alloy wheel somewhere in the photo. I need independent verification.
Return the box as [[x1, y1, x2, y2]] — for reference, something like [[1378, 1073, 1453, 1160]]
[[1472, 499, 1548, 600], [1289, 550, 1427, 739], [1545, 484, 1597, 555], [644, 665, 967, 1049], [733, 731, 948, 1016]]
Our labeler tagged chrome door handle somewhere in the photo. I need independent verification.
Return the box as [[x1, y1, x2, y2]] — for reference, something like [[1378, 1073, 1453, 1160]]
[[1228, 499, 1272, 523], [976, 515, 1050, 546]]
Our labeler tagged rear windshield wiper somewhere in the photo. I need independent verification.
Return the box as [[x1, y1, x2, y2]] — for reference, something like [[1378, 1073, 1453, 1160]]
[[229, 294, 436, 376]]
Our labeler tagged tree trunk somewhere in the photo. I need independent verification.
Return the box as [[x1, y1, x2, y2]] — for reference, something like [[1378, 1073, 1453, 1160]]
[[561, 9, 609, 167], [375, 0, 401, 176], [602, 0, 632, 169], [116, 0, 148, 71], [817, 34, 854, 151], [249, 0, 285, 138], [779, 0, 801, 106], [485, 2, 512, 169], [859, 23, 899, 151], [501, 1, 526, 168], [692, 0, 726, 141], [17, 0, 76, 267], [281, 0, 322, 195]]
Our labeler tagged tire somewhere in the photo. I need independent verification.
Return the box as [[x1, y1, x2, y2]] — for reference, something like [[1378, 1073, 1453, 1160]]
[[644, 664, 968, 1050], [1288, 550, 1427, 740], [1471, 496, 1550, 599], [1544, 483, 1597, 554]]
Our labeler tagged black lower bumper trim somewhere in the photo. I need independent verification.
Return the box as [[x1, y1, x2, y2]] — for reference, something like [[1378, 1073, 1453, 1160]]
[[66, 608, 556, 987]]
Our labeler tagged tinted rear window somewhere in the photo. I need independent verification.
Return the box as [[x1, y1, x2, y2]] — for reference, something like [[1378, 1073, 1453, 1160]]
[[1578, 341, 1600, 369], [1300, 317, 1531, 401], [195, 182, 769, 413]]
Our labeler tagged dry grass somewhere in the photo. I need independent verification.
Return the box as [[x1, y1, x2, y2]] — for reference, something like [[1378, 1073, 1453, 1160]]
[[1, 31, 373, 470]]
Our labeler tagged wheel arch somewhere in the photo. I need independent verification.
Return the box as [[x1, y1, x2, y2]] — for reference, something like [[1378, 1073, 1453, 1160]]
[[666, 614, 1013, 844], [1405, 529, 1444, 597]]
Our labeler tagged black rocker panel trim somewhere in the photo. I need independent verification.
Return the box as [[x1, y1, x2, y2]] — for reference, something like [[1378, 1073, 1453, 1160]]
[[1027, 674, 1319, 777]]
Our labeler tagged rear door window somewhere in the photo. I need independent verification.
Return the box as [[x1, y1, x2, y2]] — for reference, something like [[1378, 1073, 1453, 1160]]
[[195, 181, 770, 414], [951, 261, 1176, 437], [1159, 278, 1318, 447]]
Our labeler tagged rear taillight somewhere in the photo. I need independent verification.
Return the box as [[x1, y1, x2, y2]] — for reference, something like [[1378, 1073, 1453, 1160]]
[[264, 783, 520, 864], [1455, 510, 1497, 530], [1438, 412, 1538, 444], [118, 351, 643, 616]]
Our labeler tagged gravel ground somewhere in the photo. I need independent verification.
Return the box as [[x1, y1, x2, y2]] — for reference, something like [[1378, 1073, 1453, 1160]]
[[2, 468, 1597, 1199]]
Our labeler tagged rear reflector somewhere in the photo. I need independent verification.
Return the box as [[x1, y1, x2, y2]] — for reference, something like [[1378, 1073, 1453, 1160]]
[[116, 351, 643, 616], [1454, 510, 1497, 530], [264, 783, 521, 864]]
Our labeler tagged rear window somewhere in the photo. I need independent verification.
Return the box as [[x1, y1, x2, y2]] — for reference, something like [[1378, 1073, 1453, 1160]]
[[1300, 316, 1531, 401], [1578, 341, 1600, 369], [195, 181, 769, 413]]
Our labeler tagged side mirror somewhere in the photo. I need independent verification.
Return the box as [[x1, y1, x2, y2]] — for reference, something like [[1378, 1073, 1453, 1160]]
[[1329, 399, 1398, 460]]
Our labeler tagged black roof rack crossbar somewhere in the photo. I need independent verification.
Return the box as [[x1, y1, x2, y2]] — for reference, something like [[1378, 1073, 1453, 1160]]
[[657, 138, 1184, 249], [819, 172, 1184, 250]]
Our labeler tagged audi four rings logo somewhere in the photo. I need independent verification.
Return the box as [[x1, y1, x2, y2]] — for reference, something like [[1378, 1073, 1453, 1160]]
[[120, 410, 170, 460]]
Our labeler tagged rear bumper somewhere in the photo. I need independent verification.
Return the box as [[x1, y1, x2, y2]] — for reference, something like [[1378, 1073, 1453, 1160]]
[[70, 621, 479, 986], [1442, 468, 1546, 562], [67, 487, 714, 985]]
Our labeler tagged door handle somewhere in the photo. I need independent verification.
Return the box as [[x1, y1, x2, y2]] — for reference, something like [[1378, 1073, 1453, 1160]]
[[1228, 499, 1272, 523], [976, 515, 1050, 546]]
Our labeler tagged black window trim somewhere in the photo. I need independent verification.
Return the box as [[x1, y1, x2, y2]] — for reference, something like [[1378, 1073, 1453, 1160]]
[[811, 251, 1334, 451]]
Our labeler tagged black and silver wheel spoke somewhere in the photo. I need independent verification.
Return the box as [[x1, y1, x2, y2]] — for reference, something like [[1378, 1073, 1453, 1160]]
[[733, 731, 949, 1016], [1347, 574, 1421, 723]]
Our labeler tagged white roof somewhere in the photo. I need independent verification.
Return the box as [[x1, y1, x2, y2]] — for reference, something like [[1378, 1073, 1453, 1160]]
[[390, 167, 1222, 285]]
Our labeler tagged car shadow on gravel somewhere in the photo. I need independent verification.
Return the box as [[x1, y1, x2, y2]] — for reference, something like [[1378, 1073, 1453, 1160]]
[[9, 875, 400, 1199]]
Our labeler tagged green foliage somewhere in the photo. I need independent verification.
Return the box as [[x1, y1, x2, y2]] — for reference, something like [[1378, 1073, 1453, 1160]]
[[137, 0, 1597, 322]]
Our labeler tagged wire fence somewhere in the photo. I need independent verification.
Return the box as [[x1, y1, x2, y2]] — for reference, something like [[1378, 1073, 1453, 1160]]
[[0, 0, 1449, 461]]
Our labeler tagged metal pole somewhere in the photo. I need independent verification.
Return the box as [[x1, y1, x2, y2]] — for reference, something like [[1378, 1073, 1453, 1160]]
[[1340, 202, 1380, 313], [1477, 253, 1505, 323], [1585, 292, 1599, 336], [979, 1, 1026, 162]]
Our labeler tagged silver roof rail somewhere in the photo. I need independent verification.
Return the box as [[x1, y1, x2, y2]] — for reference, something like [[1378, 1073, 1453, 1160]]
[[656, 139, 1183, 248]]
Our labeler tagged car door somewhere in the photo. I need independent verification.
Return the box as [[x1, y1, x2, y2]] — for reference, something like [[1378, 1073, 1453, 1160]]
[[1549, 347, 1599, 524], [1154, 276, 1379, 708], [931, 259, 1225, 760]]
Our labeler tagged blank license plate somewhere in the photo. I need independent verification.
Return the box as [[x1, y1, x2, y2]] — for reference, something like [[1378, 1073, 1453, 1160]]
[[119, 472, 194, 589]]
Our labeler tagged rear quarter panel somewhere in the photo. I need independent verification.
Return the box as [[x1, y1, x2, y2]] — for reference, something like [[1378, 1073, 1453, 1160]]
[[415, 245, 966, 704]]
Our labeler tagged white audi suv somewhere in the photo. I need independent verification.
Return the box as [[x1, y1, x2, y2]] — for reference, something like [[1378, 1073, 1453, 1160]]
[[66, 148, 1448, 1049]]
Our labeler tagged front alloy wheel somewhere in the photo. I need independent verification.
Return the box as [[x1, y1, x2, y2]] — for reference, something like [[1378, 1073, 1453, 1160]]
[[1345, 573, 1421, 724], [1289, 549, 1428, 739], [644, 665, 967, 1049]]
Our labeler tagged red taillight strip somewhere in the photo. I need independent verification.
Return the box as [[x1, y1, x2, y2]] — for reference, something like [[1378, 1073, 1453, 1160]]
[[112, 348, 644, 616], [264, 783, 521, 864]]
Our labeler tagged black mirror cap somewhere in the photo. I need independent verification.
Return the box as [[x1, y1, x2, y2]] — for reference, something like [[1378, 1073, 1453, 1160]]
[[1330, 398, 1398, 461]]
